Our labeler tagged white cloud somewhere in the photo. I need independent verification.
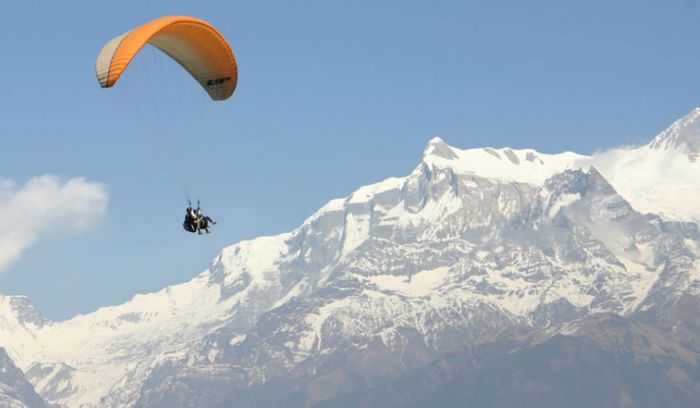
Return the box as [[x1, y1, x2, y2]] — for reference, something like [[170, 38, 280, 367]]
[[0, 175, 108, 273]]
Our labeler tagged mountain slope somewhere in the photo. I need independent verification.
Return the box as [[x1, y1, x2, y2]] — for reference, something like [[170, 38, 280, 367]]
[[325, 314, 700, 408], [649, 107, 700, 160], [0, 348, 45, 408], [585, 108, 700, 222]]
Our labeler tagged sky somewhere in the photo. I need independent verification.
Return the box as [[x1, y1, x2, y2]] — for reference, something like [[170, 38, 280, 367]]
[[1, 0, 699, 320]]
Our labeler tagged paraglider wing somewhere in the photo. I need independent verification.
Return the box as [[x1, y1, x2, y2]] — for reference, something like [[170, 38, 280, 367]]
[[96, 16, 237, 100]]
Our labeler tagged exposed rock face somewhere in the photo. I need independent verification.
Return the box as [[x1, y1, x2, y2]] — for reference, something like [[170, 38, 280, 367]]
[[0, 348, 45, 408]]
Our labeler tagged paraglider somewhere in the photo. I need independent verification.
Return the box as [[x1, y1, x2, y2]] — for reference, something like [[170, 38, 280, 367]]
[[183, 201, 216, 234], [96, 16, 236, 235]]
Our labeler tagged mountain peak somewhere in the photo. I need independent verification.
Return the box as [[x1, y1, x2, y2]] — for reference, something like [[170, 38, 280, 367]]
[[423, 137, 458, 160], [648, 107, 700, 160], [0, 295, 48, 328]]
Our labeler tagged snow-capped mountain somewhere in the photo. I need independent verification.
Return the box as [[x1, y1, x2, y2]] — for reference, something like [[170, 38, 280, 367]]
[[1, 109, 699, 407]]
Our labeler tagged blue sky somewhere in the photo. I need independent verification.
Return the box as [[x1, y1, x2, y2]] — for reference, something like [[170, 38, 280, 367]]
[[1, 0, 699, 320]]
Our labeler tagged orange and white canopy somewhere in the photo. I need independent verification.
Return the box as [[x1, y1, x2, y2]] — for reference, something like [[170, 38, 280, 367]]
[[96, 16, 237, 101]]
